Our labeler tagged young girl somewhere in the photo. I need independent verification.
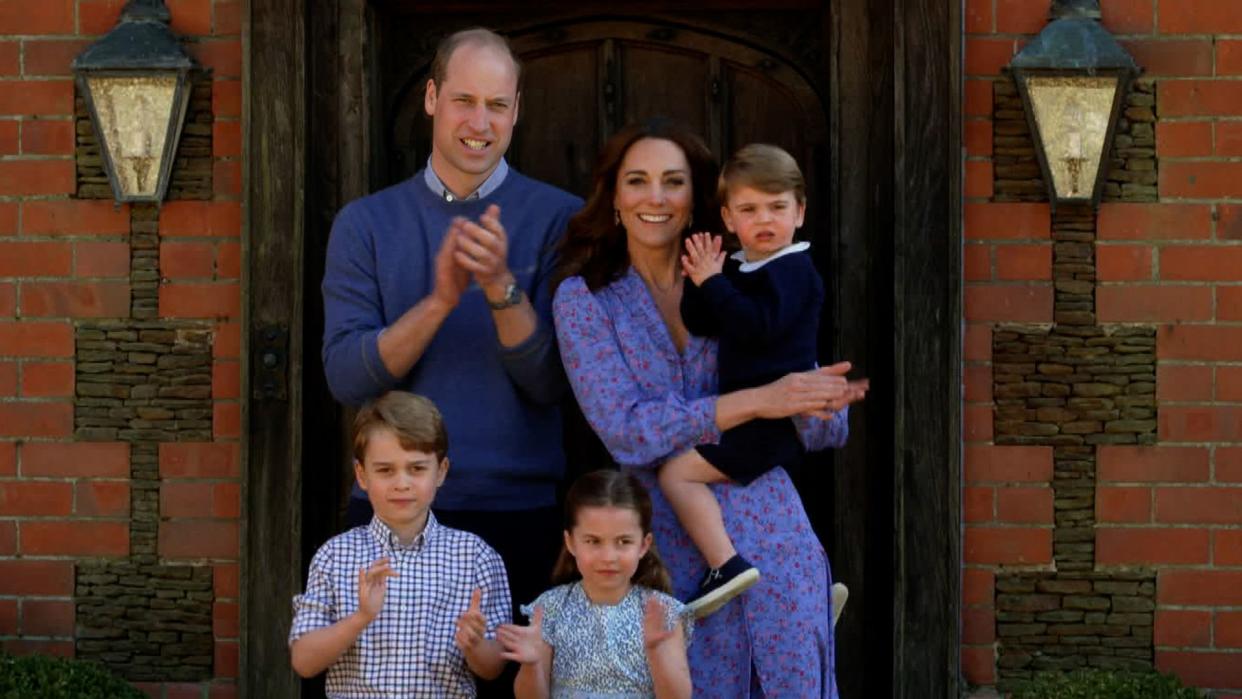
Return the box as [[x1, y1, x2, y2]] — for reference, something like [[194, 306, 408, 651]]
[[496, 470, 692, 699]]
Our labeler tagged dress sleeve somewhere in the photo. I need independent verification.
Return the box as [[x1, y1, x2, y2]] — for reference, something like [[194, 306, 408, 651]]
[[288, 544, 337, 645], [553, 278, 719, 469], [794, 406, 850, 451]]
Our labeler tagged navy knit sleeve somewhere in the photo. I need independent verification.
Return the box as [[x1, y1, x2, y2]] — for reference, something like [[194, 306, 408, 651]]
[[698, 253, 822, 350], [680, 275, 720, 338]]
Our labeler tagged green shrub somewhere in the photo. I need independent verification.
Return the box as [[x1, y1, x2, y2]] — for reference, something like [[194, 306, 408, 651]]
[[1009, 668, 1200, 699], [0, 653, 146, 699]]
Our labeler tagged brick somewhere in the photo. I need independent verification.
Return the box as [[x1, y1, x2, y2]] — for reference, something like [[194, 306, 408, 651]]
[[1156, 121, 1213, 157], [1221, 39, 1242, 76], [0, 119, 15, 154], [962, 645, 994, 685], [1101, 0, 1153, 33], [966, 38, 1017, 76], [21, 442, 128, 477], [1096, 284, 1212, 322], [21, 281, 129, 318], [20, 520, 127, 556], [161, 481, 216, 518], [22, 200, 129, 236], [160, 282, 240, 318], [964, 243, 990, 281], [0, 0, 73, 34], [1099, 446, 1210, 482], [0, 41, 15, 77], [213, 159, 241, 196], [966, 445, 1053, 483], [1159, 325, 1242, 361], [1157, 364, 1213, 402], [1097, 486, 1151, 523], [0, 560, 73, 595], [1217, 122, 1242, 157], [1160, 406, 1242, 442], [74, 481, 128, 517], [22, 40, 90, 78], [0, 202, 15, 235], [1160, 81, 1242, 117], [0, 481, 71, 515], [964, 486, 994, 522], [1097, 527, 1208, 565], [963, 568, 995, 606], [0, 241, 72, 277], [0, 402, 70, 437], [1156, 487, 1242, 524], [161, 241, 216, 278], [214, 321, 240, 358], [997, 486, 1052, 524], [160, 201, 241, 237], [1119, 39, 1212, 76], [965, 285, 1053, 322], [213, 79, 241, 117], [1216, 612, 1242, 649], [214, 600, 239, 639], [0, 361, 13, 396], [0, 441, 12, 475], [963, 606, 995, 645], [21, 599, 73, 637], [160, 442, 239, 477], [996, 0, 1047, 34], [216, 640, 239, 678], [1218, 365, 1242, 401], [964, 324, 990, 362], [165, 685, 204, 699], [0, 599, 13, 634], [160, 519, 238, 559], [215, 0, 241, 35], [208, 683, 237, 699], [213, 360, 240, 399], [78, 0, 124, 34], [1, 639, 73, 657], [965, 0, 992, 33], [213, 120, 241, 157], [20, 120, 74, 156], [1224, 205, 1242, 241], [965, 404, 994, 442], [1162, 161, 1242, 199], [964, 363, 991, 402], [1157, 651, 1242, 691], [0, 160, 74, 196], [214, 563, 239, 597], [965, 120, 992, 157], [189, 40, 242, 79], [1223, 447, 1242, 483], [214, 481, 239, 518], [0, 282, 12, 315], [215, 401, 240, 439], [21, 361, 73, 397], [1216, 530, 1242, 565], [964, 527, 1051, 564], [965, 79, 993, 117], [1096, 244, 1152, 280], [966, 202, 1050, 240], [217, 241, 240, 279], [1157, 0, 1242, 34], [74, 241, 130, 277], [1155, 609, 1211, 648], [0, 80, 71, 116], [1098, 203, 1212, 240], [0, 321, 72, 356], [167, 0, 212, 35], [965, 160, 992, 199], [996, 244, 1050, 280]]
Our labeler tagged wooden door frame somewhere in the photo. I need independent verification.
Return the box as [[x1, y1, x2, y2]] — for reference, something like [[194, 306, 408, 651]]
[[245, 1, 961, 696]]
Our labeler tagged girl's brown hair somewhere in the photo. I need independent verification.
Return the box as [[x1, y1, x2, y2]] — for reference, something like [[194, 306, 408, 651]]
[[550, 469, 672, 593], [554, 118, 723, 292]]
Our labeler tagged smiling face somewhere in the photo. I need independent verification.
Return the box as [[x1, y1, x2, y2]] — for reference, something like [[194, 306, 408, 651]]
[[721, 185, 806, 262], [354, 427, 448, 539], [564, 505, 652, 604], [613, 138, 694, 256], [424, 41, 520, 198]]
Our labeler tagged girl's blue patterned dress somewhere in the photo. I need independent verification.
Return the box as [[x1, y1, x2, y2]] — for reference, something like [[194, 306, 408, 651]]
[[521, 582, 692, 699]]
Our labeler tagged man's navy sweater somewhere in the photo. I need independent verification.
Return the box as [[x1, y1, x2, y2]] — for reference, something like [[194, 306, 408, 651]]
[[321, 170, 582, 510]]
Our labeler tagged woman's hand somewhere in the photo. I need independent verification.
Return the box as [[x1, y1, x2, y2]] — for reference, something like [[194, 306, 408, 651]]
[[754, 362, 868, 420], [497, 606, 546, 665], [681, 232, 725, 286]]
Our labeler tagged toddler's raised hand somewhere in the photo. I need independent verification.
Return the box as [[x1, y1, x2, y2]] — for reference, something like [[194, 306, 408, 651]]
[[681, 232, 725, 286], [455, 588, 487, 653], [497, 606, 545, 665], [357, 558, 396, 622]]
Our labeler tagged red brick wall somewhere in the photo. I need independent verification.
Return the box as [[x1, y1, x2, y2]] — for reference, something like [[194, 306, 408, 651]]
[[0, 0, 241, 697], [965, 0, 1242, 694]]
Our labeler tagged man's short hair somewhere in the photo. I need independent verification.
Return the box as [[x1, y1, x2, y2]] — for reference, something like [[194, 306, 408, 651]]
[[352, 392, 448, 463], [430, 27, 522, 91], [718, 143, 806, 205]]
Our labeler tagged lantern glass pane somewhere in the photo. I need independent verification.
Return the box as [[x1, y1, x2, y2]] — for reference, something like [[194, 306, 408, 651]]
[[1026, 75, 1118, 201], [86, 75, 178, 198]]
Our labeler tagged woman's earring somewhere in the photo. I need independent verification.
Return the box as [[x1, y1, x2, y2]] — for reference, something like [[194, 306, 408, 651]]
[[614, 209, 621, 226]]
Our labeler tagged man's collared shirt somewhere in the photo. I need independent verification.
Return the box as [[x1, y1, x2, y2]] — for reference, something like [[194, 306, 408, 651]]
[[423, 158, 510, 202], [289, 513, 511, 698]]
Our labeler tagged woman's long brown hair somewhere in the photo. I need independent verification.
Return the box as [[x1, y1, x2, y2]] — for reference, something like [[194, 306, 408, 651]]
[[550, 469, 673, 594], [554, 118, 723, 292]]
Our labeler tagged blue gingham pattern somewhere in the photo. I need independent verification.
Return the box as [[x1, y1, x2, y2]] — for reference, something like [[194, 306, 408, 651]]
[[289, 513, 511, 698]]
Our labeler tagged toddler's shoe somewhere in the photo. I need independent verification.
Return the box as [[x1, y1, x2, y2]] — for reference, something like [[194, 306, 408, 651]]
[[686, 554, 759, 618]]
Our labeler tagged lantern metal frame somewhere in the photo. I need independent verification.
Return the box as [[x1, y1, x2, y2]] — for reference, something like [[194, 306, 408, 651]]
[[72, 0, 195, 203]]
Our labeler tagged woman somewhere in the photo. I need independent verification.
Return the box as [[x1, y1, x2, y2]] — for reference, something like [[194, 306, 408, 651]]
[[551, 119, 860, 698]]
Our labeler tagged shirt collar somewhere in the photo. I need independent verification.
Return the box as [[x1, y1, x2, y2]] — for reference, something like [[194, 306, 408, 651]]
[[366, 511, 438, 552], [423, 157, 509, 202], [730, 240, 811, 273]]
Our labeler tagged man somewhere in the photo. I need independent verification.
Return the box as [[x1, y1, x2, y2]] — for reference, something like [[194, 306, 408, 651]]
[[321, 28, 580, 697]]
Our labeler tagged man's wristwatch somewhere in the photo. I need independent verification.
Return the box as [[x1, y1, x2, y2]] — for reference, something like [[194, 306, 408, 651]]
[[487, 282, 524, 310]]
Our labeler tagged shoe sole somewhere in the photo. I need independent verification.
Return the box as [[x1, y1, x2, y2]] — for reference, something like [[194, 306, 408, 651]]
[[687, 568, 760, 619], [831, 582, 848, 627]]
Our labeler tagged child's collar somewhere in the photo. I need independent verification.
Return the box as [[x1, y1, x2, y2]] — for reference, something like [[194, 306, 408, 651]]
[[729, 241, 811, 272]]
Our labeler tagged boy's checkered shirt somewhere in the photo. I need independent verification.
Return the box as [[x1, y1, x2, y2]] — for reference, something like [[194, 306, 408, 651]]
[[289, 513, 511, 698]]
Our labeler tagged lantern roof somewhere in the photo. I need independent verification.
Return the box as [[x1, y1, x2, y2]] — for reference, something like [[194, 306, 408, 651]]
[[73, 0, 193, 72], [1010, 0, 1138, 74]]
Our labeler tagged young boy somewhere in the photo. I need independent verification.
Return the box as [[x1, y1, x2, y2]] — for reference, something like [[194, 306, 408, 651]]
[[664, 144, 867, 617], [289, 391, 510, 697]]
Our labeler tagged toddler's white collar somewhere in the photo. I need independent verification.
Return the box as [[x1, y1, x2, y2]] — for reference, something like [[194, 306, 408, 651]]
[[730, 241, 811, 272]]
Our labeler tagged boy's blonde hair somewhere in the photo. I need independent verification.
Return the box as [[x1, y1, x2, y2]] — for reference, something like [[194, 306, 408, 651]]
[[718, 143, 806, 205], [352, 392, 448, 463]]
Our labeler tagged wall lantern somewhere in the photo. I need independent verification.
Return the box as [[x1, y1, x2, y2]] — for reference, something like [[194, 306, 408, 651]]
[[1008, 0, 1139, 208], [72, 0, 195, 203]]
